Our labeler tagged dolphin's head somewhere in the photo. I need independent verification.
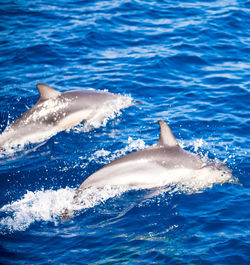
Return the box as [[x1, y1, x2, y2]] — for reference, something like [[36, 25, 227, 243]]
[[206, 158, 232, 175], [198, 157, 233, 185]]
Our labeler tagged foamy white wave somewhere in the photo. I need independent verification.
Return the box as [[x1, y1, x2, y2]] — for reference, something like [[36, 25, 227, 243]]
[[0, 166, 237, 234], [179, 138, 207, 151], [72, 95, 133, 133], [89, 137, 146, 164], [0, 186, 127, 233], [0, 188, 73, 233], [0, 135, 237, 233], [180, 138, 236, 168], [109, 137, 146, 161]]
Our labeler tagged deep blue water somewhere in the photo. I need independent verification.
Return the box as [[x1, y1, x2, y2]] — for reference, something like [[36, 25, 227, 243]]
[[0, 0, 249, 264]]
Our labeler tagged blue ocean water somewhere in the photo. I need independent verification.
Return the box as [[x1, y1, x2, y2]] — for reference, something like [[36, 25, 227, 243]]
[[0, 0, 249, 264]]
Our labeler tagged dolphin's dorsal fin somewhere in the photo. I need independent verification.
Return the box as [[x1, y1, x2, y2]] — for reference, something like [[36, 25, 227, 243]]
[[36, 83, 61, 101], [157, 120, 178, 147]]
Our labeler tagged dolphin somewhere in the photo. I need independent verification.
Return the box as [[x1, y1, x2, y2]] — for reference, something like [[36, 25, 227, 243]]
[[61, 120, 233, 221], [77, 120, 232, 191], [0, 84, 133, 149]]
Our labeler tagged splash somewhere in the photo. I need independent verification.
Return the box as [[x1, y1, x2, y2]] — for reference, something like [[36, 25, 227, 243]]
[[0, 136, 237, 233], [0, 170, 237, 234], [72, 94, 133, 132], [0, 186, 127, 234], [89, 137, 146, 164], [179, 138, 207, 153], [0, 93, 134, 156]]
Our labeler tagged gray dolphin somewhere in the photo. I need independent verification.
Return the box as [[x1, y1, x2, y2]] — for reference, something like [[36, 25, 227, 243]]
[[77, 120, 232, 191], [0, 84, 133, 149], [62, 120, 233, 221]]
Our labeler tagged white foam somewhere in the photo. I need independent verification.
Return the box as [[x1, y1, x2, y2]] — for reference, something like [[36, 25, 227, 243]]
[[89, 137, 146, 164], [72, 95, 133, 133], [0, 186, 126, 234], [179, 138, 207, 152], [0, 135, 237, 233], [0, 164, 236, 234]]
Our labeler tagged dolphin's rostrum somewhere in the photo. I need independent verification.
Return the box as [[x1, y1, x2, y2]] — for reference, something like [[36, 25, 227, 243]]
[[0, 84, 134, 149]]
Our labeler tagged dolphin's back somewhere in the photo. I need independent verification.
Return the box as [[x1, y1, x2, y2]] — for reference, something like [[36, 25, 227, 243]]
[[0, 84, 132, 149], [7, 90, 119, 129], [78, 145, 204, 190], [100, 146, 203, 169]]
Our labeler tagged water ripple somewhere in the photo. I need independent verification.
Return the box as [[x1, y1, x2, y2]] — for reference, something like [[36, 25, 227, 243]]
[[0, 0, 249, 264]]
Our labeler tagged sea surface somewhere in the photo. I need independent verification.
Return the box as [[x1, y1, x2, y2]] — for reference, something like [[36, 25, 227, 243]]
[[0, 0, 249, 264]]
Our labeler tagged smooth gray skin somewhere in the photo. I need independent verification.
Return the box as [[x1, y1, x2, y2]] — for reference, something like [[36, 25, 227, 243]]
[[77, 120, 231, 191], [61, 120, 231, 221], [0, 84, 132, 148]]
